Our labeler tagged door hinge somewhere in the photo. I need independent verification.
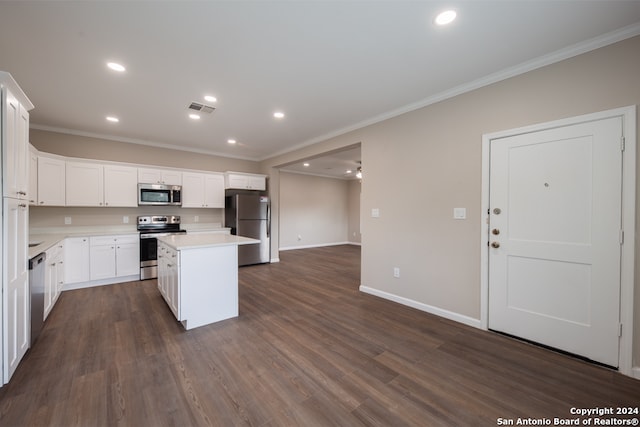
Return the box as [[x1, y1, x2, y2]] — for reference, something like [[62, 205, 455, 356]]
[[621, 136, 626, 151], [620, 230, 624, 245]]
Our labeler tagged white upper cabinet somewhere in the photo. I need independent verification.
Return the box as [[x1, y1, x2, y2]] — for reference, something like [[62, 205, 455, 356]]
[[2, 87, 30, 200], [66, 162, 138, 207], [224, 172, 267, 191], [103, 165, 137, 207], [182, 172, 224, 208], [66, 161, 104, 206], [138, 167, 182, 185], [37, 155, 66, 206]]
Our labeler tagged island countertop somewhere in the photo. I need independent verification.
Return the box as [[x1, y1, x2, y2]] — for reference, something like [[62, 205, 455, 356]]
[[157, 233, 260, 251]]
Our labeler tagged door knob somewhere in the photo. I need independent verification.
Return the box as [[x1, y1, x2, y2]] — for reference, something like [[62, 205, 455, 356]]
[[493, 208, 502, 215], [491, 241, 500, 248], [492, 228, 500, 235]]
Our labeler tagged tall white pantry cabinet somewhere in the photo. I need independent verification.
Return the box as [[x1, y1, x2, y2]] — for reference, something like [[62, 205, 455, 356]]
[[1, 72, 34, 384]]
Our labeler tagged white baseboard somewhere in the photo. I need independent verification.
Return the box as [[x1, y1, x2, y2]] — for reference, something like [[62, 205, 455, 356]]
[[359, 285, 482, 329], [63, 274, 140, 291], [632, 366, 640, 380], [279, 241, 355, 251]]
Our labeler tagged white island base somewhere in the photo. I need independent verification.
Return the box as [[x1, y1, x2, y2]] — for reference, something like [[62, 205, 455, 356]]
[[157, 234, 259, 330]]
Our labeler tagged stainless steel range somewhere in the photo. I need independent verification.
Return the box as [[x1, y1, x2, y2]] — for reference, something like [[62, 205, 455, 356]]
[[137, 215, 186, 280]]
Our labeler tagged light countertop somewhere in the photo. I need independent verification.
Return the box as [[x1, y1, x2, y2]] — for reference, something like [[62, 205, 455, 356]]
[[157, 234, 259, 251]]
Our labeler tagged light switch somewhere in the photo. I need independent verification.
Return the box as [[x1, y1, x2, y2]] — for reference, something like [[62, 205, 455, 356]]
[[371, 208, 380, 218], [64, 216, 72, 225], [453, 208, 466, 220]]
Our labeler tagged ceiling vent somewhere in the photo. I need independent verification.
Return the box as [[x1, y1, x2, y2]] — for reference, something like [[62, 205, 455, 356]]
[[188, 102, 216, 114]]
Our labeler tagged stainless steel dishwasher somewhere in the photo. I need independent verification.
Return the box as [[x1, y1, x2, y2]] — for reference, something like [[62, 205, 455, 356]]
[[29, 252, 46, 345]]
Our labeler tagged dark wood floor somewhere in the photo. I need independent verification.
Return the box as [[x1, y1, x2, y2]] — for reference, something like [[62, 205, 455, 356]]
[[1, 245, 639, 426]]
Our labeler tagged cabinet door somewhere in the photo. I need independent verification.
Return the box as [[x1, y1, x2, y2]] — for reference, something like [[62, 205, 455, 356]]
[[37, 156, 66, 206], [157, 243, 167, 297], [162, 170, 182, 186], [115, 241, 140, 277], [89, 244, 116, 280], [66, 162, 104, 206], [167, 252, 180, 318], [181, 172, 205, 207], [138, 168, 181, 185], [3, 89, 29, 199], [225, 173, 248, 189], [104, 165, 137, 207], [138, 168, 162, 184], [44, 250, 56, 320], [64, 237, 90, 284], [204, 174, 225, 208], [247, 175, 266, 191], [3, 198, 29, 382], [29, 148, 38, 205]]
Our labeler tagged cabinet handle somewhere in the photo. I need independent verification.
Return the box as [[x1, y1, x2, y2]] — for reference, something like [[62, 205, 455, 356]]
[[19, 204, 27, 208], [39, 201, 44, 204], [51, 262, 56, 266], [167, 264, 172, 268]]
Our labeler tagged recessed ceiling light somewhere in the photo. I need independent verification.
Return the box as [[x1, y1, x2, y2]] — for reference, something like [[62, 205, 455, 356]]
[[106, 116, 119, 123], [435, 10, 457, 26], [189, 113, 201, 120], [346, 169, 353, 174], [227, 139, 237, 144], [204, 95, 217, 103], [273, 111, 285, 119], [107, 62, 126, 72], [303, 163, 310, 167]]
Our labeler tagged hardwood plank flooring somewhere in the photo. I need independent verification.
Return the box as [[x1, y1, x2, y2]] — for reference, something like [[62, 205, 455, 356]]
[[1, 244, 639, 426]]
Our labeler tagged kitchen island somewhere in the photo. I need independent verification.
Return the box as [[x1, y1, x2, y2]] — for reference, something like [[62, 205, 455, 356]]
[[156, 233, 259, 330]]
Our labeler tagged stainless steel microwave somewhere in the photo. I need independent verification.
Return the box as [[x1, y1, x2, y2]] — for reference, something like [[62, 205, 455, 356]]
[[138, 183, 182, 206]]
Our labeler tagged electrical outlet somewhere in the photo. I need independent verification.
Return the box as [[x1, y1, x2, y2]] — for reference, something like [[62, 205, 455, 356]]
[[393, 267, 400, 278], [123, 216, 129, 224], [371, 208, 380, 218], [194, 215, 199, 223], [64, 216, 72, 225]]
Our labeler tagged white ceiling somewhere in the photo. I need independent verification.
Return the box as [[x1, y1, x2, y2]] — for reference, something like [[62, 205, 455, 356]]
[[1, 1, 639, 178]]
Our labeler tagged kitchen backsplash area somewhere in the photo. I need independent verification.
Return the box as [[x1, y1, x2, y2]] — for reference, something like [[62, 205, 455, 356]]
[[30, 206, 223, 231]]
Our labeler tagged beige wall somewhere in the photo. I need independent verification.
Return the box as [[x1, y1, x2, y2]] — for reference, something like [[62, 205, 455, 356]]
[[262, 36, 640, 369], [30, 129, 259, 173], [279, 172, 359, 249], [348, 179, 361, 244]]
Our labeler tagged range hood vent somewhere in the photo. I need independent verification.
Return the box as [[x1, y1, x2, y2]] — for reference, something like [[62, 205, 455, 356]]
[[188, 102, 216, 114]]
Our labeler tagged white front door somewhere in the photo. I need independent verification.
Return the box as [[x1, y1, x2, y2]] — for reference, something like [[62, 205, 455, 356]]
[[488, 116, 623, 367]]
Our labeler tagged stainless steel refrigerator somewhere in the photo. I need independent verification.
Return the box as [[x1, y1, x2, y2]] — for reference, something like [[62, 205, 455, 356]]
[[225, 191, 270, 266]]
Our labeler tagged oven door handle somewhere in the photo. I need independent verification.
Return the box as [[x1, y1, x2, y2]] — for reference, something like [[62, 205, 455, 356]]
[[140, 232, 185, 238]]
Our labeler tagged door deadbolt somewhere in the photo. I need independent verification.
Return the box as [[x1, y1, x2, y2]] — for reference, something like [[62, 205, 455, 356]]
[[491, 241, 500, 248], [493, 208, 502, 215], [492, 229, 500, 235]]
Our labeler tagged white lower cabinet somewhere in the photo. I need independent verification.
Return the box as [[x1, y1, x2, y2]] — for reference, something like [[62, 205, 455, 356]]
[[44, 241, 64, 320], [64, 237, 90, 284], [89, 235, 139, 281], [157, 240, 238, 330], [157, 241, 179, 318]]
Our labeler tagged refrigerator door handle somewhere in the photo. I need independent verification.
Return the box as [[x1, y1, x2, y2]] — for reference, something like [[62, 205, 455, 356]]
[[266, 203, 270, 238]]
